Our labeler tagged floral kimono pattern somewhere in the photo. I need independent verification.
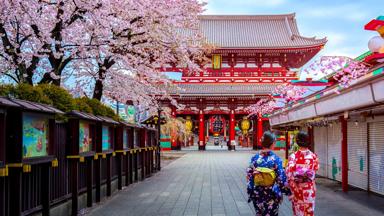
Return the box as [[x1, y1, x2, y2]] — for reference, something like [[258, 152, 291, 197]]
[[247, 151, 291, 216], [286, 150, 319, 216]]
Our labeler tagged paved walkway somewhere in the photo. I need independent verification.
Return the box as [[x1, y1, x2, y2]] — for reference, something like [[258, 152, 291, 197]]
[[89, 151, 384, 216]]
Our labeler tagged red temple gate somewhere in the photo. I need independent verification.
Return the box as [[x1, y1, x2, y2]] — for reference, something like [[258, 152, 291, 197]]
[[162, 14, 326, 150]]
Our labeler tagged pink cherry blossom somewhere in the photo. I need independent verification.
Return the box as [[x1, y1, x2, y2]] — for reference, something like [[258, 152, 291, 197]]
[[0, 0, 207, 110]]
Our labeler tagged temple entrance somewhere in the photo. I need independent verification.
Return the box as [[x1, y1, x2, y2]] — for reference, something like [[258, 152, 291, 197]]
[[168, 113, 261, 151]]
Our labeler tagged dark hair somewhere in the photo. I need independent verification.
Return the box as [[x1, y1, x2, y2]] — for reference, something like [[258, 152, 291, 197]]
[[261, 131, 276, 148], [296, 131, 310, 148]]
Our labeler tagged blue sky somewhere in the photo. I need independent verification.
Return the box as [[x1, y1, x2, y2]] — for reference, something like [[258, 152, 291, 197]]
[[204, 0, 381, 59]]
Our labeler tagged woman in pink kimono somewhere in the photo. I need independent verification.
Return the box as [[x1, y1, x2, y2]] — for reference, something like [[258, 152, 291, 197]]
[[286, 131, 319, 216]]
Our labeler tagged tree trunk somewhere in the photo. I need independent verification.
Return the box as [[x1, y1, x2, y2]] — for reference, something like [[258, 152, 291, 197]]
[[92, 78, 104, 101], [92, 58, 115, 101]]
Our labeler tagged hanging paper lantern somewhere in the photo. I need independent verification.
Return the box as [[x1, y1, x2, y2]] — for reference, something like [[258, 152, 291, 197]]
[[185, 116, 193, 132], [240, 117, 250, 135], [368, 36, 384, 53], [209, 115, 225, 134]]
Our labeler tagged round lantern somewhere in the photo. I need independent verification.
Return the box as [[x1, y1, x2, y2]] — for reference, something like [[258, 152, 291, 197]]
[[185, 116, 193, 132], [240, 117, 251, 135], [368, 36, 384, 53], [209, 115, 225, 134]]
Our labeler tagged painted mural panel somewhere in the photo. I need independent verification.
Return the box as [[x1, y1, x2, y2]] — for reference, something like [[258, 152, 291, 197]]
[[126, 106, 136, 124], [23, 113, 49, 158], [79, 121, 92, 153], [102, 126, 110, 151]]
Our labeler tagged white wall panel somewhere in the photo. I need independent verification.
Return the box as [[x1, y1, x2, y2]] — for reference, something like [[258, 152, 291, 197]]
[[372, 80, 384, 102], [316, 86, 374, 116]]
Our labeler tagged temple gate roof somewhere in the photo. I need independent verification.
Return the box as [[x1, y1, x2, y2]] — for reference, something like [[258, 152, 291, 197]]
[[198, 14, 327, 49]]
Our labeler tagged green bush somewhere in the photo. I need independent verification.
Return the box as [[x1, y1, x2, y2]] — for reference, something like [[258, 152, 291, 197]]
[[37, 84, 75, 112], [76, 97, 119, 120], [0, 84, 52, 104], [72, 98, 93, 114], [0, 84, 120, 120]]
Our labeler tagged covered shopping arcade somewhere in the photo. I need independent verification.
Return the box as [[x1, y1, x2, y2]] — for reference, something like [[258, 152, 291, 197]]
[[270, 60, 384, 195]]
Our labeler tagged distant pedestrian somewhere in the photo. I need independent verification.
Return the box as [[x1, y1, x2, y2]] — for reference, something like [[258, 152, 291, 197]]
[[246, 131, 291, 216], [286, 131, 319, 216]]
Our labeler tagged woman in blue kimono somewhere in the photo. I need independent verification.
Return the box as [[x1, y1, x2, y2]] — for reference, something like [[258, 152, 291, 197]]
[[247, 131, 291, 216]]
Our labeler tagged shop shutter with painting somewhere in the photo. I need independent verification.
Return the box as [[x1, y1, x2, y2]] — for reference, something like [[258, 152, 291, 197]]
[[314, 126, 328, 177], [327, 122, 342, 181], [368, 122, 384, 195], [347, 122, 368, 190]]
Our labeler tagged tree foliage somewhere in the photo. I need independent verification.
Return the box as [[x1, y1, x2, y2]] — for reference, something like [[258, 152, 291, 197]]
[[0, 0, 208, 110], [0, 84, 119, 119]]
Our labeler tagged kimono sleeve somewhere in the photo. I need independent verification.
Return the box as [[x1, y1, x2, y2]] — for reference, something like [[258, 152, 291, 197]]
[[246, 155, 257, 194], [313, 153, 319, 172], [275, 157, 292, 196], [285, 153, 297, 180]]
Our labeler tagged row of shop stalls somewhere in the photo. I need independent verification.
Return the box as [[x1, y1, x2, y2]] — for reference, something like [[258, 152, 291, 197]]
[[0, 97, 160, 216], [269, 63, 384, 196]]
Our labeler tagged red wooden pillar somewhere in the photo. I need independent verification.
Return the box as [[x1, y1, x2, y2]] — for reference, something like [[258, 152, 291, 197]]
[[257, 114, 263, 149], [229, 110, 235, 150], [341, 117, 348, 192], [198, 110, 205, 150], [171, 107, 178, 150], [253, 118, 258, 150]]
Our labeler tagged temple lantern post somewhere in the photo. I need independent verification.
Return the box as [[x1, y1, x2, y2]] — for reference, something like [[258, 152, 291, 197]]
[[198, 110, 205, 150]]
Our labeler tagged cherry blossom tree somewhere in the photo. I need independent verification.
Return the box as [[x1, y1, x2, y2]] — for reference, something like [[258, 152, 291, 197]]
[[246, 98, 276, 116], [272, 84, 307, 103], [68, 0, 208, 103], [0, 0, 104, 85], [303, 56, 370, 89], [1, 0, 208, 110], [247, 84, 307, 116]]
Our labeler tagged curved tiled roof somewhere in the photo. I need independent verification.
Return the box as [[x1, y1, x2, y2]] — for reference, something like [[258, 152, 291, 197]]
[[197, 14, 327, 49], [173, 83, 277, 96]]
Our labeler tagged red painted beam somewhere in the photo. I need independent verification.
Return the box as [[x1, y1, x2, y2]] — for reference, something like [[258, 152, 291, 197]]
[[364, 53, 384, 64], [364, 19, 384, 31], [161, 67, 288, 73]]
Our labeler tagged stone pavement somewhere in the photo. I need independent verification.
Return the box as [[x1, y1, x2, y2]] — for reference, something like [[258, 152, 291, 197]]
[[88, 151, 384, 216]]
